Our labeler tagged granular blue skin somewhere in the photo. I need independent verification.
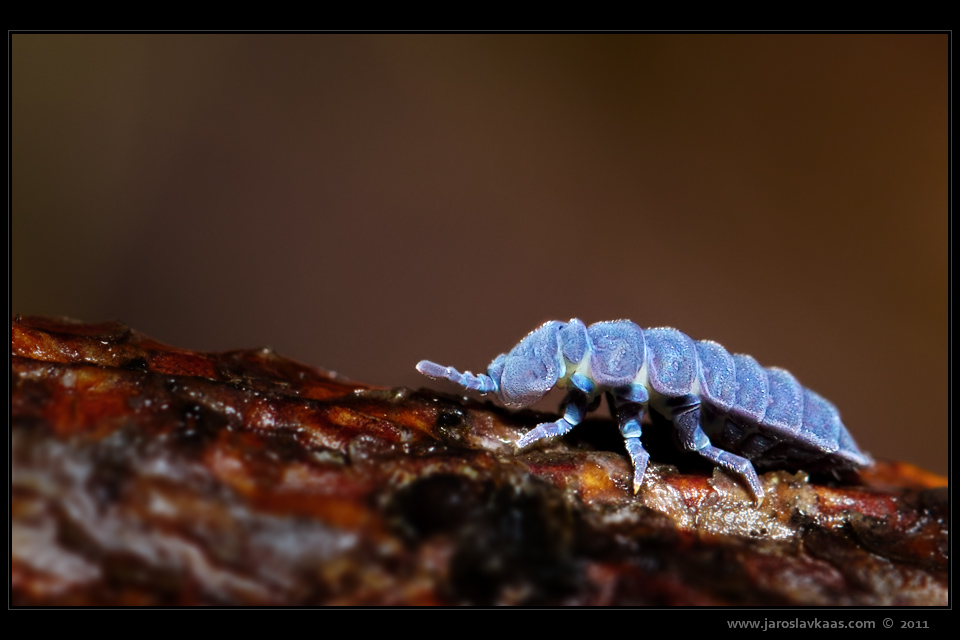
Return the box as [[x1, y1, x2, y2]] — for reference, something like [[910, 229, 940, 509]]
[[416, 319, 872, 502]]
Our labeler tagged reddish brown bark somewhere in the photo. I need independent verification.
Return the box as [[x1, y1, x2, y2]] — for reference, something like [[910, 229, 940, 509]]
[[12, 315, 947, 605]]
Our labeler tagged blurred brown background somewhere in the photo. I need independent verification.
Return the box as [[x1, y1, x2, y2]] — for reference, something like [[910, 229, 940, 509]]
[[12, 34, 946, 474]]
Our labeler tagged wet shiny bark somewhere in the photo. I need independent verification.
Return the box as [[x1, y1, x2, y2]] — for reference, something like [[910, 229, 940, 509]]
[[12, 316, 947, 605]]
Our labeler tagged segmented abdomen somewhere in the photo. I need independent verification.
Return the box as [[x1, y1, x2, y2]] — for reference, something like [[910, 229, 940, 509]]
[[575, 322, 867, 472], [621, 325, 865, 472], [680, 331, 869, 472]]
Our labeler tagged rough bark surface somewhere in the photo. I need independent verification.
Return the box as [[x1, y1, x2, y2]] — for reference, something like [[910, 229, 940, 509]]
[[12, 316, 948, 605]]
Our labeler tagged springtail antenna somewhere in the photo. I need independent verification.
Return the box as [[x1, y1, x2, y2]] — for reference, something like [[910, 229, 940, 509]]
[[416, 360, 498, 394]]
